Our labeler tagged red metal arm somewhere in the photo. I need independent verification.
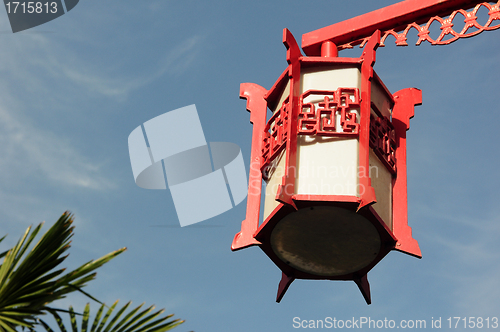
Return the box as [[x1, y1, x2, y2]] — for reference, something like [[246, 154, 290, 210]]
[[302, 0, 500, 55]]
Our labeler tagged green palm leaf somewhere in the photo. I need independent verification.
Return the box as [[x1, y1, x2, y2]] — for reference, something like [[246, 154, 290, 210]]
[[40, 301, 185, 332], [0, 212, 126, 331]]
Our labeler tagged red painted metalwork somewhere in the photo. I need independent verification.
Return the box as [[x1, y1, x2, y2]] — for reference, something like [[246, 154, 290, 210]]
[[292, 195, 360, 203], [381, 1, 500, 48], [298, 88, 360, 136], [392, 88, 423, 258], [302, 0, 500, 55], [357, 31, 379, 211], [262, 97, 289, 170], [231, 83, 267, 251], [321, 40, 338, 57], [275, 29, 301, 210], [370, 114, 397, 174]]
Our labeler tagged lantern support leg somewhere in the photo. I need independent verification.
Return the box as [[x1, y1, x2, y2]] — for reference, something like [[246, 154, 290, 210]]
[[391, 88, 422, 258], [276, 272, 295, 303], [354, 274, 371, 305], [232, 83, 268, 251]]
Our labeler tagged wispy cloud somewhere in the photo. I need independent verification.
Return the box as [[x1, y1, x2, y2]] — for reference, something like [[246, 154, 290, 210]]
[[0, 28, 204, 193], [0, 29, 204, 101], [0, 103, 113, 190], [58, 35, 203, 98], [423, 212, 500, 316]]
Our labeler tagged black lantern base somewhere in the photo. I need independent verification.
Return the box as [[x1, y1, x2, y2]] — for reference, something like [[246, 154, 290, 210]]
[[254, 201, 397, 304]]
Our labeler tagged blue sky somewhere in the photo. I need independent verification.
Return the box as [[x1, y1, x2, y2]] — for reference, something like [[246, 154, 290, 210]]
[[0, 1, 499, 331]]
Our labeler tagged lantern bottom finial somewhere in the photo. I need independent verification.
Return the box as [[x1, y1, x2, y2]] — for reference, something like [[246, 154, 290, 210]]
[[276, 272, 295, 303], [354, 274, 371, 304]]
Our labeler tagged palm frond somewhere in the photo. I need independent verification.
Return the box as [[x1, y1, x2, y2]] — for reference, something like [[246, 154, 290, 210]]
[[0, 212, 126, 331], [40, 301, 185, 332]]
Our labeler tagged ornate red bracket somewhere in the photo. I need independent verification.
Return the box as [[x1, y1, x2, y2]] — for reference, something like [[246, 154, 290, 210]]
[[369, 1, 500, 49], [302, 0, 500, 55]]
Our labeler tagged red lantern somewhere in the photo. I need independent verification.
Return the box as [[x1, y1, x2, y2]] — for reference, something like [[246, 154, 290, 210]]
[[232, 29, 421, 304]]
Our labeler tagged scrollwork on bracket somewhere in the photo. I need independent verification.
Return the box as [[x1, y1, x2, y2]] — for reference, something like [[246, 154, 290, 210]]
[[340, 0, 500, 50]]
